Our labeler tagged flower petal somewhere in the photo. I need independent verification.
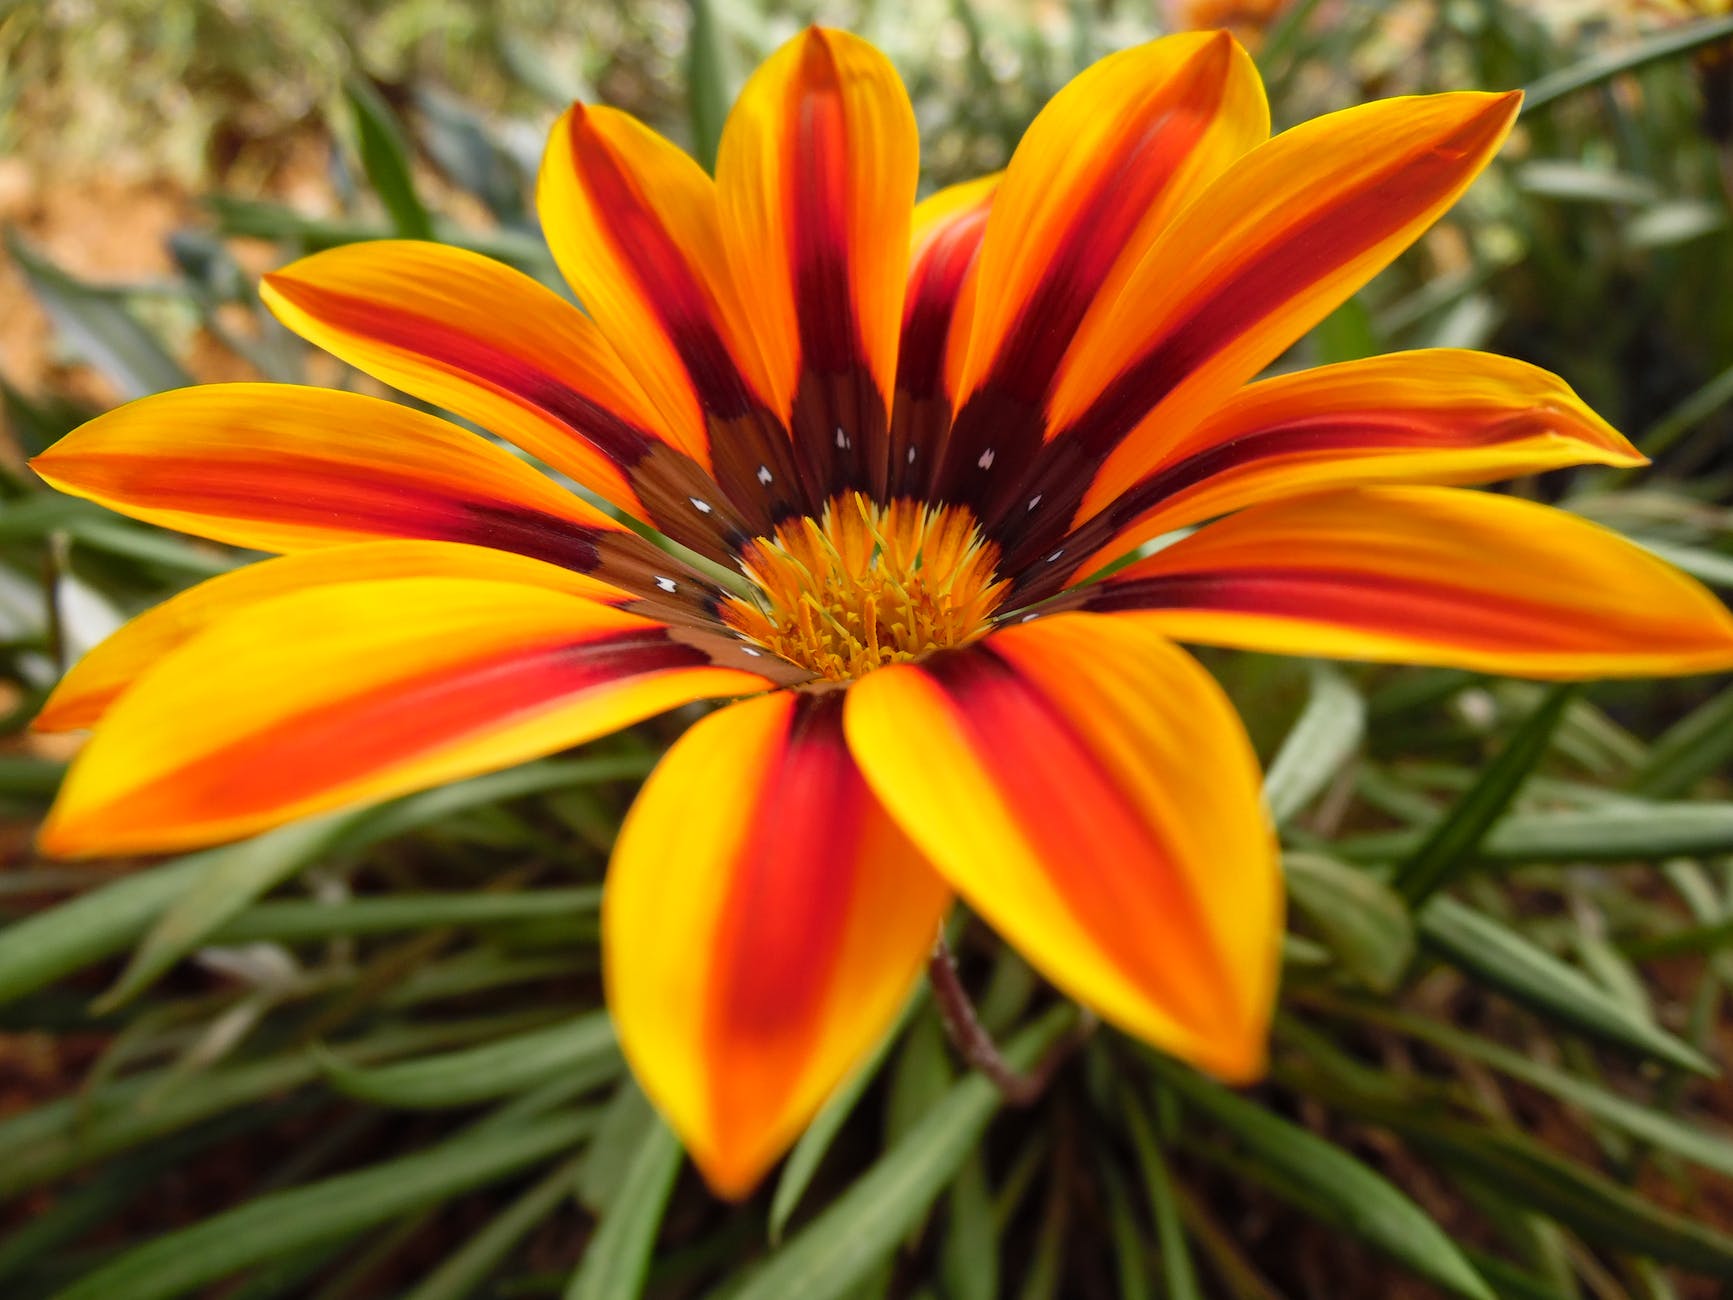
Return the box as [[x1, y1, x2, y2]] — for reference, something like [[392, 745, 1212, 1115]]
[[606, 688, 950, 1198], [1018, 350, 1644, 601], [28, 384, 721, 611], [34, 541, 632, 734], [537, 101, 803, 533], [932, 31, 1268, 519], [846, 613, 1280, 1082], [1070, 486, 1733, 678], [888, 174, 998, 498], [717, 26, 919, 502], [260, 241, 743, 562], [993, 90, 1521, 575], [40, 578, 774, 858]]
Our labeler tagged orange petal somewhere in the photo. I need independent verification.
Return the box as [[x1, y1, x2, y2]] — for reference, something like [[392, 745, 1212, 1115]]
[[606, 689, 950, 1198], [27, 384, 719, 609], [888, 174, 999, 497], [34, 541, 631, 734], [1018, 349, 1644, 601], [846, 614, 1280, 1082], [986, 90, 1521, 573], [260, 241, 744, 562], [1072, 486, 1733, 678], [537, 101, 803, 533], [39, 578, 773, 858], [933, 31, 1268, 518], [717, 27, 919, 501]]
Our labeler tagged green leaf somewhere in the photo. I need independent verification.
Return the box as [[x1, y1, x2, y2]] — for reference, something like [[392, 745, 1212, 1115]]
[[1630, 682, 1733, 800], [1419, 896, 1714, 1075], [48, 1112, 595, 1300], [95, 813, 362, 1011], [564, 1119, 683, 1300], [5, 231, 192, 400], [1403, 1120, 1733, 1277], [1122, 1094, 1202, 1300], [403, 1152, 586, 1300], [1150, 1062, 1493, 1300], [1628, 537, 1733, 590], [1262, 663, 1364, 826], [733, 1007, 1074, 1300], [346, 76, 435, 240], [1337, 800, 1733, 865], [322, 1013, 620, 1109], [1520, 14, 1733, 114], [1284, 852, 1414, 993], [212, 887, 601, 944], [1515, 160, 1659, 206], [1393, 685, 1574, 907], [576, 1081, 658, 1213], [687, 0, 737, 172], [939, 1153, 999, 1300]]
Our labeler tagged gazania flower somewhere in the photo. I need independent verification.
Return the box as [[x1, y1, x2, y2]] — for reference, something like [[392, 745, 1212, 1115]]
[[30, 28, 1733, 1197]]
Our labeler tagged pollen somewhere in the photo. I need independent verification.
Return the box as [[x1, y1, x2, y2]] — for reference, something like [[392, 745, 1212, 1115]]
[[722, 492, 1009, 683]]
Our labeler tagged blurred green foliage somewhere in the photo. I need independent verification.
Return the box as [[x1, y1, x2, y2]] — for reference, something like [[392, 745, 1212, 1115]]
[[6, 2, 1733, 1297]]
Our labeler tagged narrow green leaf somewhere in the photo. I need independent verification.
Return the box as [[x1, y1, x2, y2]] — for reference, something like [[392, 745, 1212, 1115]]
[[1284, 852, 1414, 993], [687, 0, 736, 172], [564, 1119, 683, 1300], [1337, 800, 1733, 865], [346, 76, 435, 240], [1262, 663, 1364, 825], [939, 1154, 999, 1300], [733, 1008, 1074, 1300], [1394, 685, 1574, 907], [96, 813, 361, 1011], [1628, 537, 1733, 590], [212, 888, 601, 944], [576, 1081, 657, 1213], [769, 991, 922, 1243], [1515, 160, 1659, 206], [1404, 1120, 1733, 1277], [1520, 14, 1733, 114], [6, 232, 192, 399], [403, 1152, 585, 1300], [1631, 683, 1733, 800], [1101, 1167, 1154, 1300], [1150, 1062, 1493, 1300], [49, 1113, 594, 1300], [1122, 1094, 1202, 1300], [321, 1013, 620, 1109], [1420, 896, 1714, 1075]]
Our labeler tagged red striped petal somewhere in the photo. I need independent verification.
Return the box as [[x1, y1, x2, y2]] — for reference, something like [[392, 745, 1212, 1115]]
[[1069, 486, 1733, 678], [847, 614, 1280, 1082], [40, 579, 775, 858], [606, 689, 950, 1198]]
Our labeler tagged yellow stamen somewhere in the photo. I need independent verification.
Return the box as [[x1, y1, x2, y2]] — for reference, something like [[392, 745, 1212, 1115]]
[[722, 492, 1008, 682]]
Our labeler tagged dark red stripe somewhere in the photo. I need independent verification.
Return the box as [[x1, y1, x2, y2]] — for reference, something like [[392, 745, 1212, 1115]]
[[267, 279, 657, 468], [933, 39, 1232, 519], [703, 691, 857, 1131], [1080, 567, 1592, 651], [990, 106, 1513, 577], [780, 35, 891, 501], [54, 453, 606, 573], [107, 627, 708, 826]]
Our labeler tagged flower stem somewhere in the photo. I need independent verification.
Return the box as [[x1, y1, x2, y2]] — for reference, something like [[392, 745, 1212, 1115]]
[[926, 937, 1096, 1105]]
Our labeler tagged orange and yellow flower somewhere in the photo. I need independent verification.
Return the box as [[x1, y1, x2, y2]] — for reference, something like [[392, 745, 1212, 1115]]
[[30, 28, 1733, 1197]]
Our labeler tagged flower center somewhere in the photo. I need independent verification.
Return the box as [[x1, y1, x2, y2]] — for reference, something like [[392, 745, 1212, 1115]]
[[721, 492, 1008, 683]]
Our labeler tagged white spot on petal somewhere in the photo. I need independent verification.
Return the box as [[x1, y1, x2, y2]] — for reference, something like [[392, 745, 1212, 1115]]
[[1047, 549, 1064, 562], [835, 426, 849, 449], [654, 576, 678, 593], [689, 497, 713, 514], [740, 646, 762, 657], [977, 448, 995, 470], [1021, 612, 1039, 622], [906, 447, 917, 464], [757, 464, 773, 485], [1027, 494, 1042, 511]]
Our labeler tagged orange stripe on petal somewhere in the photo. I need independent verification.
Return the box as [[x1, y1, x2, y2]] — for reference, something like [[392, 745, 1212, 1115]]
[[1074, 486, 1733, 678], [1020, 350, 1643, 600], [889, 174, 998, 497], [39, 578, 772, 858], [606, 689, 949, 1198], [33, 541, 630, 734], [846, 615, 1280, 1082], [718, 27, 919, 501], [934, 31, 1267, 520]]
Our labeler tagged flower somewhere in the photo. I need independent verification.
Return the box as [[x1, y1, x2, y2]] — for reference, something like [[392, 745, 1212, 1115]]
[[30, 27, 1733, 1198]]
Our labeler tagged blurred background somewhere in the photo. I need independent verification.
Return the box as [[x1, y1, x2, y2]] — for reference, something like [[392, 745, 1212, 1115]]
[[6, 1, 1733, 1297]]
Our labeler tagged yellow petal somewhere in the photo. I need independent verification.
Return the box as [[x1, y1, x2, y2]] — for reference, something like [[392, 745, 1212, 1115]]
[[606, 689, 950, 1198], [846, 614, 1280, 1082]]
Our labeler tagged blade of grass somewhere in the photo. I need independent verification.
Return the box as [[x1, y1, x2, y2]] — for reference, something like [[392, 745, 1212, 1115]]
[[1521, 14, 1733, 115], [1284, 852, 1414, 993], [1262, 662, 1364, 826], [564, 1119, 683, 1300], [345, 77, 434, 240], [1122, 1092, 1202, 1300], [1629, 682, 1733, 799]]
